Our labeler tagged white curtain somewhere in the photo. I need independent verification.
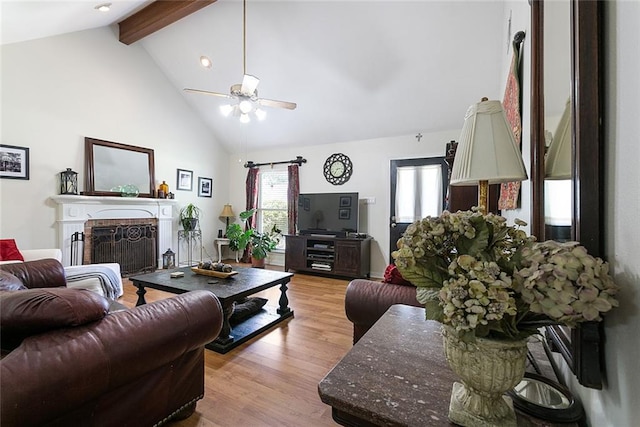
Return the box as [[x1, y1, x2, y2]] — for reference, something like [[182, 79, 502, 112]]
[[395, 164, 443, 223]]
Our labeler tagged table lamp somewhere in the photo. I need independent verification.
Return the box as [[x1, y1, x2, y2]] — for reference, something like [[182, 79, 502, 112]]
[[450, 98, 528, 214], [545, 97, 571, 180], [219, 204, 236, 234], [544, 98, 572, 232]]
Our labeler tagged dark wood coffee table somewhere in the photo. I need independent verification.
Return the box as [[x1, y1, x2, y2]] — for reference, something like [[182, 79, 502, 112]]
[[130, 266, 294, 353]]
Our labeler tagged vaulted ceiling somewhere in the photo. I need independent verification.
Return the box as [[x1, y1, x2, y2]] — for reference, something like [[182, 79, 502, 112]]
[[1, 0, 509, 152]]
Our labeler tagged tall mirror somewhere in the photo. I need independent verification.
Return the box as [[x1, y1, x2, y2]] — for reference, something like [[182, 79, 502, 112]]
[[531, 0, 604, 389]]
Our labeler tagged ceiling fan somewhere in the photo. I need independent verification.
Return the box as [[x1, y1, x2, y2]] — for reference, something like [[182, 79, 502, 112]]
[[184, 0, 297, 122]]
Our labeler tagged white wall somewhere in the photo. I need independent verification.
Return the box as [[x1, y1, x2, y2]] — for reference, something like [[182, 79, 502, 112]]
[[556, 2, 640, 426], [0, 27, 231, 258], [228, 130, 460, 278]]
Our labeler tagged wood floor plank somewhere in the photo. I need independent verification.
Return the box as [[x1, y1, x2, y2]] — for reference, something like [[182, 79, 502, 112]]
[[119, 265, 356, 426]]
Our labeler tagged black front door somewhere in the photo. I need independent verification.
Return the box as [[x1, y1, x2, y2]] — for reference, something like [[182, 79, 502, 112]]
[[389, 157, 449, 261]]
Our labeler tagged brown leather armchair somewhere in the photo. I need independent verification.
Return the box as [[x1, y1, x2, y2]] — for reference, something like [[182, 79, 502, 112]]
[[345, 279, 422, 344], [1, 259, 223, 427]]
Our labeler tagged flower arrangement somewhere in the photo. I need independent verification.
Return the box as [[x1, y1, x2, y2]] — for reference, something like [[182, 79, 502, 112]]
[[392, 209, 618, 342]]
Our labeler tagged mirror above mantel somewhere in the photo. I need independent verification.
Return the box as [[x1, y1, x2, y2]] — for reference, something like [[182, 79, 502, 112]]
[[530, 0, 605, 389], [84, 137, 156, 198]]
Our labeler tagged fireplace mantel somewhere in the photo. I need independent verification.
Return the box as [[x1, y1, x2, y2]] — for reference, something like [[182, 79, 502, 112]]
[[51, 195, 178, 267]]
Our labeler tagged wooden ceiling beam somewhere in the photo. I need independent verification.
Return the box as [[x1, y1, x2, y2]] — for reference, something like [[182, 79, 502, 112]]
[[118, 0, 216, 45]]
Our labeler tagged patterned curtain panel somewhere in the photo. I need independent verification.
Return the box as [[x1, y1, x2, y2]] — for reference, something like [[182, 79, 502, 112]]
[[287, 165, 300, 235], [498, 33, 525, 210], [243, 168, 260, 262]]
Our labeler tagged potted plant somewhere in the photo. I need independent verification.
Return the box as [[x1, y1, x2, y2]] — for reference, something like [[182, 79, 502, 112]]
[[249, 224, 282, 268], [179, 203, 201, 231], [226, 209, 282, 267], [391, 208, 619, 426], [225, 209, 256, 253]]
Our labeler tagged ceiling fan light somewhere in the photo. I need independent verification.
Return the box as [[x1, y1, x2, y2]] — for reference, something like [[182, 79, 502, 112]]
[[95, 3, 111, 12], [239, 99, 253, 114], [220, 104, 234, 117], [199, 56, 212, 69], [255, 108, 266, 121], [239, 113, 250, 124]]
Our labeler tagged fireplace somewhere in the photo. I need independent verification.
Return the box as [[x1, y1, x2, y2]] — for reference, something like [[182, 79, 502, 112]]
[[51, 195, 176, 268], [84, 218, 158, 276]]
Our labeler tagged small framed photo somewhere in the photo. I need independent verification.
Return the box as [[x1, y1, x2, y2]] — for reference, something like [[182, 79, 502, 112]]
[[176, 169, 193, 191], [339, 195, 352, 207], [0, 144, 29, 180], [303, 197, 311, 211], [339, 208, 351, 220], [198, 177, 212, 197]]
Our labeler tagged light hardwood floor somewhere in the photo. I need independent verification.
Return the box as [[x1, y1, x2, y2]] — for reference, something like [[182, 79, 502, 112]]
[[119, 265, 355, 427]]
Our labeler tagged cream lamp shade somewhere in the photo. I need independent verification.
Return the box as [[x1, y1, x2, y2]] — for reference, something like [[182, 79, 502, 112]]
[[219, 204, 236, 232], [545, 97, 572, 179], [219, 204, 236, 218], [450, 98, 528, 214]]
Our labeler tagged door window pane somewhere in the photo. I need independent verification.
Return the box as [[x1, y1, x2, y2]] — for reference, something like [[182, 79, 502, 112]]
[[395, 164, 443, 223]]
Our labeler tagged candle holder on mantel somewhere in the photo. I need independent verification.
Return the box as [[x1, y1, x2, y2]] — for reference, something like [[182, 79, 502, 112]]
[[60, 168, 78, 195]]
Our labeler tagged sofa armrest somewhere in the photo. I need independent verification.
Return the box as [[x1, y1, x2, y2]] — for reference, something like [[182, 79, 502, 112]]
[[20, 249, 63, 262], [345, 279, 422, 343], [0, 259, 66, 289], [1, 290, 223, 426]]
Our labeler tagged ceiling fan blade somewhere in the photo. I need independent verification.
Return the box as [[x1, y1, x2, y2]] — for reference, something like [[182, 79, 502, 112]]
[[240, 74, 260, 96], [184, 88, 233, 99], [258, 98, 297, 110]]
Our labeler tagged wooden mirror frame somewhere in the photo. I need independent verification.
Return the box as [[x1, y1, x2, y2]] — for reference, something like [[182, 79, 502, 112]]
[[84, 137, 156, 198], [531, 0, 604, 389]]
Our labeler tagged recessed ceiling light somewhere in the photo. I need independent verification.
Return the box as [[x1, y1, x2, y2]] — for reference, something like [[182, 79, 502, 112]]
[[95, 3, 111, 12], [199, 56, 213, 69]]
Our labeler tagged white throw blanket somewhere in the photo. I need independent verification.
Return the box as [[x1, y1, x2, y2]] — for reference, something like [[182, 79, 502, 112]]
[[65, 265, 123, 300]]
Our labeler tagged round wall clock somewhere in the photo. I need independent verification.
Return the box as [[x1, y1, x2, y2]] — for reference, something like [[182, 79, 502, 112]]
[[323, 153, 353, 185]]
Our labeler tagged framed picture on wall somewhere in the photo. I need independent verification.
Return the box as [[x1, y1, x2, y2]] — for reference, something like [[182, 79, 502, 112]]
[[198, 177, 212, 197], [339, 208, 350, 220], [0, 144, 29, 180], [339, 195, 351, 207], [176, 168, 193, 191]]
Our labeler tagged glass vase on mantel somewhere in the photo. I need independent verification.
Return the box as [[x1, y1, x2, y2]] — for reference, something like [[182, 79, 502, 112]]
[[441, 325, 529, 427]]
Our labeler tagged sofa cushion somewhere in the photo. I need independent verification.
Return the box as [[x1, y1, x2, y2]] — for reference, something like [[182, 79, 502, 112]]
[[0, 239, 24, 262], [0, 270, 26, 291], [382, 264, 414, 286], [0, 288, 110, 341]]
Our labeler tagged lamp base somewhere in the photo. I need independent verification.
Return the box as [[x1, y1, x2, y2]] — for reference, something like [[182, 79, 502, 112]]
[[478, 180, 489, 215]]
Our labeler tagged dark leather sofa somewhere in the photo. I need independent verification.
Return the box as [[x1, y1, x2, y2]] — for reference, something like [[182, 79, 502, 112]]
[[345, 278, 422, 344], [0, 259, 223, 427]]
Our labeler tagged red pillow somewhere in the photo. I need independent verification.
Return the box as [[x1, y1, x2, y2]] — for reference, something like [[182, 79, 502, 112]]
[[382, 264, 414, 286], [0, 239, 24, 262]]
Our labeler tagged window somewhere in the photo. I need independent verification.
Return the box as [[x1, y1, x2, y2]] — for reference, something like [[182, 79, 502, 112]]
[[258, 169, 288, 250], [394, 163, 444, 223]]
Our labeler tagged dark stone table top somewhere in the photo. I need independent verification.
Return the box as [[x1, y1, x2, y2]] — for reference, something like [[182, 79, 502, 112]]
[[318, 304, 576, 427], [319, 304, 456, 426], [129, 266, 293, 302]]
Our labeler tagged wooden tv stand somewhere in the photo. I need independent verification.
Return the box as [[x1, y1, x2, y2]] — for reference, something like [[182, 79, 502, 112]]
[[284, 234, 371, 279]]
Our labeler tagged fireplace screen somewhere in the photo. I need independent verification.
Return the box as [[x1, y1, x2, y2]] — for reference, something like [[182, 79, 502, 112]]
[[90, 223, 157, 276]]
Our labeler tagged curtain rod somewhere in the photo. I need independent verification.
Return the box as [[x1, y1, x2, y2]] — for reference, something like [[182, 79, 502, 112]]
[[244, 156, 307, 169]]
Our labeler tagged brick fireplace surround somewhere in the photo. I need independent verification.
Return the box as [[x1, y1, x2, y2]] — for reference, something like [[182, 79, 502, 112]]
[[51, 195, 176, 267]]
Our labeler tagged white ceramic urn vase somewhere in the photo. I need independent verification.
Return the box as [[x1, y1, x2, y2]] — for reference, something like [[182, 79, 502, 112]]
[[441, 325, 529, 427]]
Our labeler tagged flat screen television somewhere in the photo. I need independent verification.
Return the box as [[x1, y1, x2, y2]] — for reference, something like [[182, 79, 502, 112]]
[[297, 192, 359, 237]]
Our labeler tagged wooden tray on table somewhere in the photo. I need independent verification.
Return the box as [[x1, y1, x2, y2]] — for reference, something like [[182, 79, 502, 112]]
[[191, 267, 238, 278]]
